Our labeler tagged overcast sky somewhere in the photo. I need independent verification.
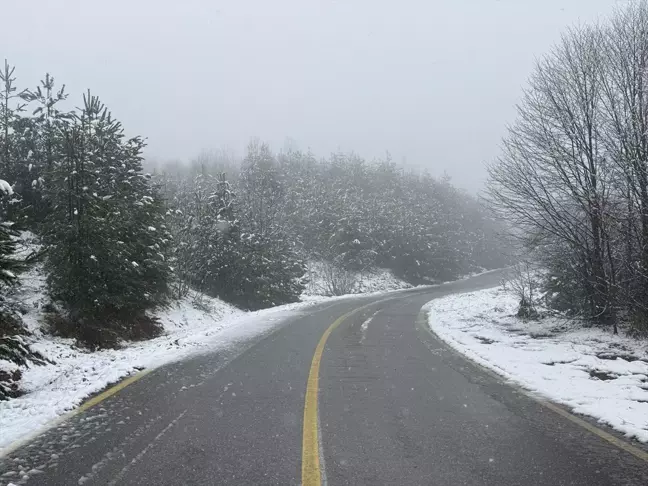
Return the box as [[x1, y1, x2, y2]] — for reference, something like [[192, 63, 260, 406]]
[[0, 0, 627, 192]]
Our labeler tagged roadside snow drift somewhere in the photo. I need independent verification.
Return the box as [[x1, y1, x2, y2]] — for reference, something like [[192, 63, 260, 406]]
[[0, 252, 416, 454], [424, 287, 648, 443], [0, 289, 325, 454]]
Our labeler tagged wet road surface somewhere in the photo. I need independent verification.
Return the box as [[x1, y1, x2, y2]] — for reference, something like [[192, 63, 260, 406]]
[[1, 270, 647, 485]]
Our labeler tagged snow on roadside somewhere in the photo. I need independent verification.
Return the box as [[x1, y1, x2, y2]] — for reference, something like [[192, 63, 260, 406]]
[[0, 245, 483, 454], [424, 286, 648, 443], [355, 268, 413, 293], [302, 261, 412, 297], [0, 288, 328, 454], [0, 250, 413, 454]]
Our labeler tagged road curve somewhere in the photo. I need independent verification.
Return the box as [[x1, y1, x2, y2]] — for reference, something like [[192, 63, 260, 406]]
[[1, 270, 647, 485]]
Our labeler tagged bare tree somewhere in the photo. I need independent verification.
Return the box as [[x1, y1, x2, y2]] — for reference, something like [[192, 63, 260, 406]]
[[504, 261, 540, 319], [487, 25, 616, 327], [315, 259, 358, 297], [600, 1, 648, 331]]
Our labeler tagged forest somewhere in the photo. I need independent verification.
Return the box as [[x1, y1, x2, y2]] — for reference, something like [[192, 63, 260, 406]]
[[0, 63, 507, 363]]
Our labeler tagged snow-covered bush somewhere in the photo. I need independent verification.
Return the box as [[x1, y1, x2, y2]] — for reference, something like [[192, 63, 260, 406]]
[[503, 262, 541, 320], [316, 260, 357, 296]]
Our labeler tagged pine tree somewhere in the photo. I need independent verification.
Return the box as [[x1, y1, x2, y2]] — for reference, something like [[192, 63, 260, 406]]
[[0, 181, 25, 286], [0, 61, 28, 224], [232, 141, 305, 308], [20, 73, 70, 224], [166, 171, 220, 295], [43, 93, 170, 344], [201, 173, 243, 300]]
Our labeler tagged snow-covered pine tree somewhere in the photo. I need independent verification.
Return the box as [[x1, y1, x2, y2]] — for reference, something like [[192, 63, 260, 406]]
[[103, 133, 172, 315], [43, 92, 170, 345], [234, 141, 305, 309], [20, 74, 70, 225], [200, 173, 243, 300], [0, 61, 29, 224], [43, 119, 104, 322], [165, 171, 219, 295], [0, 180, 25, 286]]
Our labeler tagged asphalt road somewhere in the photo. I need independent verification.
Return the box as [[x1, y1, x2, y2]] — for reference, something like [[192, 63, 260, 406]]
[[1, 270, 647, 485]]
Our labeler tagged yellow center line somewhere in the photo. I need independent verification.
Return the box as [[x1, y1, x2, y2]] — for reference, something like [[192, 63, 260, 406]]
[[301, 306, 368, 486], [302, 296, 403, 485]]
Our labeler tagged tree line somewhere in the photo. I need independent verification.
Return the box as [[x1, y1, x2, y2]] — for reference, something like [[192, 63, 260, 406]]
[[488, 1, 648, 336], [157, 144, 508, 305], [0, 62, 507, 351]]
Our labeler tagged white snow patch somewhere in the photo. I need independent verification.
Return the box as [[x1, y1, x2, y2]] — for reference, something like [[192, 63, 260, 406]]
[[0, 252, 330, 453], [303, 261, 412, 297], [360, 311, 379, 344], [0, 179, 14, 195], [424, 286, 648, 443], [2, 269, 16, 279]]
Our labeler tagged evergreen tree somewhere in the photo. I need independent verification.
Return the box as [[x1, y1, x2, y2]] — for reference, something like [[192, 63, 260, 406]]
[[200, 173, 241, 299], [43, 93, 170, 343], [20, 74, 70, 225], [233, 141, 306, 308], [166, 171, 221, 295], [0, 181, 25, 286], [0, 61, 28, 224]]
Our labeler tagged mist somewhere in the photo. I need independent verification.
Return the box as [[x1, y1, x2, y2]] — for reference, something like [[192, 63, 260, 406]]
[[4, 2, 648, 478], [0, 0, 622, 191]]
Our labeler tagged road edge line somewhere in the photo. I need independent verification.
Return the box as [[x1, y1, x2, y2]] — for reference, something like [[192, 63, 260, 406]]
[[0, 368, 151, 459], [416, 307, 648, 464], [76, 368, 152, 414]]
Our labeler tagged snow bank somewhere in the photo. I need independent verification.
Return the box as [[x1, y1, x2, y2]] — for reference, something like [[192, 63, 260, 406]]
[[303, 261, 412, 297], [0, 272, 327, 454], [354, 268, 413, 293], [424, 287, 648, 443], [1, 247, 414, 454]]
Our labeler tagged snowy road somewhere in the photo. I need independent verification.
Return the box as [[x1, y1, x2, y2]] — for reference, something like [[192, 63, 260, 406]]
[[1, 270, 647, 485]]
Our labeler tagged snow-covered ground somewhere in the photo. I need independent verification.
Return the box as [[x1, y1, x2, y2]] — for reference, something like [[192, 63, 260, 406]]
[[0, 262, 332, 454], [424, 286, 648, 443], [302, 261, 412, 297], [0, 255, 416, 454], [0, 244, 475, 455]]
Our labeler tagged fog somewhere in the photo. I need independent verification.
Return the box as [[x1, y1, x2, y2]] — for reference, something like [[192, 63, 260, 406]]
[[0, 0, 623, 192]]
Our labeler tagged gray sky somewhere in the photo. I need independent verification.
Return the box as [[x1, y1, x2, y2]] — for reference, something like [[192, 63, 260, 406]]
[[0, 0, 626, 192]]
